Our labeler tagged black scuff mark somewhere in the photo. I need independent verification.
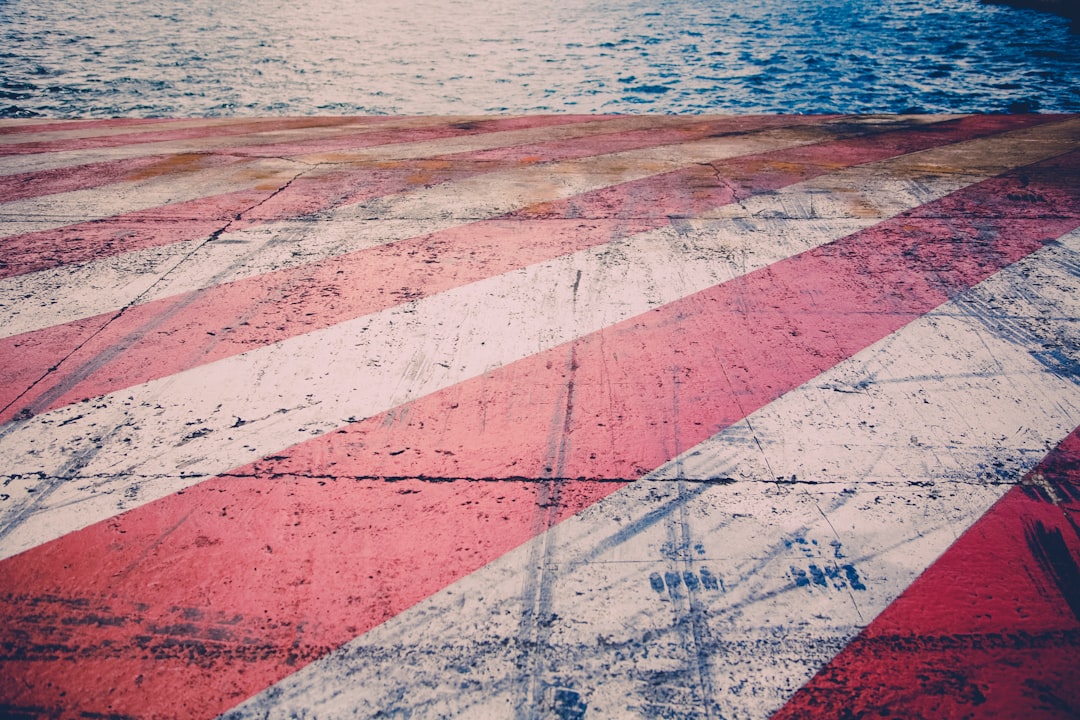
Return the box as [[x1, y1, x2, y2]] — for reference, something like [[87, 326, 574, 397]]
[[546, 685, 588, 720], [917, 668, 988, 707], [843, 563, 867, 591], [1030, 346, 1080, 384], [1025, 519, 1080, 622], [1022, 677, 1078, 716]]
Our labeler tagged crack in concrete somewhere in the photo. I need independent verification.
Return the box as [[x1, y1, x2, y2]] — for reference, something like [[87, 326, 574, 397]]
[[812, 501, 866, 624], [0, 162, 322, 431], [701, 161, 756, 219], [0, 163, 331, 548], [0, 472, 1025, 487]]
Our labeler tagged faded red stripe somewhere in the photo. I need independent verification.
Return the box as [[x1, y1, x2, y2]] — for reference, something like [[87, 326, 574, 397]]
[[0, 116, 381, 155], [0, 117, 176, 136], [263, 152, 1080, 484], [0, 186, 277, 281], [0, 115, 1048, 423], [0, 475, 617, 719], [0, 152, 252, 204], [771, 429, 1080, 720], [0, 147, 1077, 719], [225, 115, 840, 226], [0, 116, 608, 205], [0, 114, 844, 280], [191, 114, 613, 159], [436, 113, 837, 163]]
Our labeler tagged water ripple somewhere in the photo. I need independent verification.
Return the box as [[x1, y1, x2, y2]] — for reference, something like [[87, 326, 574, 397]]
[[0, 0, 1077, 117]]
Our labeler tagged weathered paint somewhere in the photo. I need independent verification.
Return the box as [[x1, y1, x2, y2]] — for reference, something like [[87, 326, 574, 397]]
[[6, 115, 1064, 422], [0, 115, 605, 178], [0, 116, 380, 155], [226, 229, 1080, 719], [0, 115, 1078, 719], [773, 429, 1080, 719], [0, 115, 705, 204], [0, 115, 830, 276], [1, 116, 1066, 343]]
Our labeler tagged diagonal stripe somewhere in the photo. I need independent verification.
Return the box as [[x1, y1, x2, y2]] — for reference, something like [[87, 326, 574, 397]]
[[770, 429, 1080, 720], [0, 134, 1077, 561], [222, 229, 1080, 720], [0, 153, 237, 205], [0, 116, 456, 177], [0, 155, 313, 240], [0, 115, 1064, 339], [0, 116, 709, 205], [0, 117, 371, 153], [0, 159, 1077, 717], [161, 150, 1080, 485], [0, 115, 609, 178], [0, 116, 630, 240], [1, 115, 1042, 424], [0, 117, 178, 138], [0, 115, 841, 275]]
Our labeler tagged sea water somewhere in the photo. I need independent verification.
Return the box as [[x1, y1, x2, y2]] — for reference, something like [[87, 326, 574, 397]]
[[1, 0, 1077, 117]]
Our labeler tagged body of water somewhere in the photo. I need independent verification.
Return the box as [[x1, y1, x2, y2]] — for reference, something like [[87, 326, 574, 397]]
[[1, 0, 1078, 117]]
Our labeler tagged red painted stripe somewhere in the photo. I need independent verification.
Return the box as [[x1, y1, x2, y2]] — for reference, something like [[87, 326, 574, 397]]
[[0, 153, 249, 204], [0, 115, 1047, 423], [186, 114, 612, 159], [0, 117, 177, 136], [0, 116, 382, 155], [771, 429, 1080, 720], [0, 121, 630, 205], [0, 116, 611, 204], [0, 146, 1077, 719], [244, 153, 1080, 485], [225, 115, 843, 226], [0, 118, 706, 206], [0, 475, 618, 719], [0, 186, 277, 281], [436, 113, 837, 163], [0, 114, 845, 280]]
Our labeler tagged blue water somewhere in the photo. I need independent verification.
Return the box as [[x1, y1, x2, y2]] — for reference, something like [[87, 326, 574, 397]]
[[1, 0, 1078, 117]]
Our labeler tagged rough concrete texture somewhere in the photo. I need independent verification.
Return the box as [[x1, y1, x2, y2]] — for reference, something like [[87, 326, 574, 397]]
[[0, 114, 1078, 719]]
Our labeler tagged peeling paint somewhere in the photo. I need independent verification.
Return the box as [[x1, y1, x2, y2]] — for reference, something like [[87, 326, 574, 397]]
[[0, 114, 1078, 719]]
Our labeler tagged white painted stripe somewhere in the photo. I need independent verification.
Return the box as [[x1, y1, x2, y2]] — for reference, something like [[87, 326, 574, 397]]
[[0, 115, 1063, 341], [219, 228, 1080, 720], [0, 213, 856, 559], [0, 119, 72, 129], [0, 115, 827, 248], [0, 123, 1075, 559], [0, 114, 690, 180], [292, 113, 701, 163], [0, 116, 455, 177], [0, 117, 290, 146], [0, 157, 307, 240], [0, 120, 871, 340]]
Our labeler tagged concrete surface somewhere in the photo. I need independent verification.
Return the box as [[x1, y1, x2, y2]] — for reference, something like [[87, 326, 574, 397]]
[[0, 114, 1078, 719]]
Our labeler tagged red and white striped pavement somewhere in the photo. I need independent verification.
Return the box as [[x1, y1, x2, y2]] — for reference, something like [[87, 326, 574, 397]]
[[0, 114, 1078, 719]]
